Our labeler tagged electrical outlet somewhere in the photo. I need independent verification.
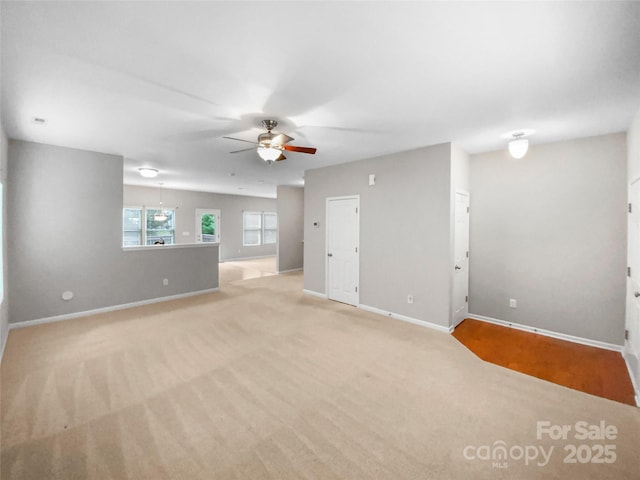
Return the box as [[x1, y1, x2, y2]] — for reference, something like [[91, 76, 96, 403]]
[[407, 294, 414, 304], [163, 278, 169, 286], [509, 298, 517, 308]]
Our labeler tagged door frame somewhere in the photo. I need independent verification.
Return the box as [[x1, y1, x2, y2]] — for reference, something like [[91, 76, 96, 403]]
[[625, 178, 640, 403], [195, 208, 221, 244], [452, 189, 470, 328], [325, 195, 360, 306]]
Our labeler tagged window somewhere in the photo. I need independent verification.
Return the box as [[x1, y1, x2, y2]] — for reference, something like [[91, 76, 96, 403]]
[[243, 212, 262, 246], [263, 212, 277, 245], [123, 208, 142, 246], [123, 207, 175, 246], [146, 208, 175, 245], [243, 211, 277, 246]]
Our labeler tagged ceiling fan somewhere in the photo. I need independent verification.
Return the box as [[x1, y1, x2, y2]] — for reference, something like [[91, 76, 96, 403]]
[[224, 119, 317, 163]]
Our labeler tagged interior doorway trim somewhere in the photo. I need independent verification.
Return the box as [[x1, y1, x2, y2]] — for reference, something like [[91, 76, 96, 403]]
[[452, 189, 470, 328], [325, 195, 360, 306]]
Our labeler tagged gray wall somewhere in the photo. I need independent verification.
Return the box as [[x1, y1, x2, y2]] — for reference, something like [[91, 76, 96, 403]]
[[469, 133, 627, 345], [276, 186, 304, 273], [8, 141, 218, 324], [628, 107, 640, 184], [124, 185, 277, 261], [304, 143, 454, 328], [0, 0, 7, 355], [0, 127, 7, 354]]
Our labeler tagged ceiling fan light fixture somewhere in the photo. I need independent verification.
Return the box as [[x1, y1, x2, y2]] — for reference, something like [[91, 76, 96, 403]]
[[257, 146, 282, 162], [508, 133, 529, 159], [225, 119, 317, 163], [138, 167, 159, 178]]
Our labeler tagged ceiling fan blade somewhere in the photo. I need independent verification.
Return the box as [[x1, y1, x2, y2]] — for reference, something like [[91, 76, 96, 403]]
[[223, 136, 258, 145], [230, 147, 256, 154], [276, 153, 287, 161], [282, 145, 317, 154], [271, 133, 294, 145]]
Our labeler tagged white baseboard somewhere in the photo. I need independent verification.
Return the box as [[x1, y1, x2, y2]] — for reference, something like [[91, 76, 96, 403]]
[[302, 290, 452, 334], [9, 288, 220, 330], [278, 268, 303, 274], [467, 314, 624, 352], [359, 304, 453, 334], [623, 347, 640, 407], [303, 289, 327, 299], [0, 327, 7, 365], [628, 367, 640, 407]]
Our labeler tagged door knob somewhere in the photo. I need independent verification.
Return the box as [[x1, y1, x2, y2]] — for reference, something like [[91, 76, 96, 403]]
[[455, 265, 461, 270], [635, 292, 640, 298], [328, 253, 333, 257]]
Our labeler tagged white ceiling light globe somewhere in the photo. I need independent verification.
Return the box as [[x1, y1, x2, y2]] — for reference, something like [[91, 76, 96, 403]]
[[508, 138, 529, 159], [257, 146, 281, 162], [138, 168, 159, 178]]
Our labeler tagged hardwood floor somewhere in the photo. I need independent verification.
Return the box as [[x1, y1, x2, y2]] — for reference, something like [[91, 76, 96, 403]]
[[452, 319, 637, 406]]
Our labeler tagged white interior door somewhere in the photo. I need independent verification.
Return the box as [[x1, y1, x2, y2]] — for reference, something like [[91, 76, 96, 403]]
[[195, 209, 220, 243], [327, 196, 359, 306], [626, 181, 640, 376], [453, 191, 470, 327]]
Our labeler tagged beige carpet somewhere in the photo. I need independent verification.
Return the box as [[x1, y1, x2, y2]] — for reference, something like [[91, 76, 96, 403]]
[[2, 271, 639, 479], [219, 256, 277, 285]]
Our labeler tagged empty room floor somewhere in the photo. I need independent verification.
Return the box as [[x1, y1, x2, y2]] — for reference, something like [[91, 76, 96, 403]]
[[219, 256, 277, 285], [2, 273, 639, 479], [453, 319, 636, 406]]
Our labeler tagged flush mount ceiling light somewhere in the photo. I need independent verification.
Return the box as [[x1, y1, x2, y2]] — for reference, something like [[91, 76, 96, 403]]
[[138, 167, 159, 178], [509, 133, 529, 159], [502, 129, 535, 159]]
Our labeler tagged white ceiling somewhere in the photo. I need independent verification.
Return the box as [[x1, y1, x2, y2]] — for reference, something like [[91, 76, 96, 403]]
[[2, 1, 639, 198]]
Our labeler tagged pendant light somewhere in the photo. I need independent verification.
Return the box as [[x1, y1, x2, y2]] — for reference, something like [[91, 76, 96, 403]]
[[154, 183, 167, 221]]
